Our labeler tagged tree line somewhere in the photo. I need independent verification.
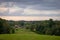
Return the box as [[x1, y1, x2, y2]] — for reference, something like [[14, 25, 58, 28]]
[[18, 19, 60, 36], [0, 18, 60, 36]]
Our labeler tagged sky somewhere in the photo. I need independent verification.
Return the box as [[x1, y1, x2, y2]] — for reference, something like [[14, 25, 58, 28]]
[[0, 0, 60, 21]]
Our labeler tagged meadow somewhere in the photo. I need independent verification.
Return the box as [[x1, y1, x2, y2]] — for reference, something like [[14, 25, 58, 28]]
[[0, 29, 60, 40]]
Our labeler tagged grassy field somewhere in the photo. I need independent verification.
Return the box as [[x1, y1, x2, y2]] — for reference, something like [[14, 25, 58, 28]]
[[0, 28, 60, 40]]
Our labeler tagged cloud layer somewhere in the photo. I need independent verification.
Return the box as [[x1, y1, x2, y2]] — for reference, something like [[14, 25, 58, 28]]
[[0, 0, 60, 17]]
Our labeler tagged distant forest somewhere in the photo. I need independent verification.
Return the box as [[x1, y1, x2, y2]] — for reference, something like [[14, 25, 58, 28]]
[[0, 18, 60, 36]]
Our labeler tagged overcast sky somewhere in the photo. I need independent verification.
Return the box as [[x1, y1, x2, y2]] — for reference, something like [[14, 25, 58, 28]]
[[0, 0, 60, 21]]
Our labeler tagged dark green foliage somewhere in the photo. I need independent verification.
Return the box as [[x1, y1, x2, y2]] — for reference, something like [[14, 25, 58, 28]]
[[19, 19, 60, 36], [12, 28, 15, 33], [35, 19, 60, 36], [0, 18, 15, 34], [0, 18, 60, 36], [0, 18, 10, 34]]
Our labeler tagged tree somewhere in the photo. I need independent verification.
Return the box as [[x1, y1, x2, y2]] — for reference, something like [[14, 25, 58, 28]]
[[0, 18, 14, 34], [49, 19, 54, 28]]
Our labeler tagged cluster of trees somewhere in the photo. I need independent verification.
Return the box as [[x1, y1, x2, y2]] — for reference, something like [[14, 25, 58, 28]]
[[0, 18, 60, 36], [17, 19, 60, 36], [0, 18, 15, 34], [34, 19, 60, 36]]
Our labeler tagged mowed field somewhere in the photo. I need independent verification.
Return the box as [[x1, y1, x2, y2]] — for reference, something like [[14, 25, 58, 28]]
[[0, 28, 60, 40]]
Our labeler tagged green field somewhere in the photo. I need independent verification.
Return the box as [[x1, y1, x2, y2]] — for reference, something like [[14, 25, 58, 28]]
[[0, 29, 60, 40]]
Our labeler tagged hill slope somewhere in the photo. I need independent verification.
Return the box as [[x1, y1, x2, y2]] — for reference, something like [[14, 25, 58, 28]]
[[0, 29, 60, 40]]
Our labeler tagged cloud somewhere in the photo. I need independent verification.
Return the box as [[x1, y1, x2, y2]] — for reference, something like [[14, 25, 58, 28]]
[[0, 0, 60, 16], [0, 0, 60, 20], [9, 7, 23, 14], [23, 7, 60, 16], [0, 6, 60, 16], [0, 0, 60, 10], [0, 7, 8, 13]]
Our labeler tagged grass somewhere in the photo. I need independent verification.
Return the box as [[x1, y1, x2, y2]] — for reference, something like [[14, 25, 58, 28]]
[[0, 28, 60, 40]]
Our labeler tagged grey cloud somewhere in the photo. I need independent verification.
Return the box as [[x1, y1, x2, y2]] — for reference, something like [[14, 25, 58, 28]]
[[0, 0, 60, 10], [0, 0, 60, 16]]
